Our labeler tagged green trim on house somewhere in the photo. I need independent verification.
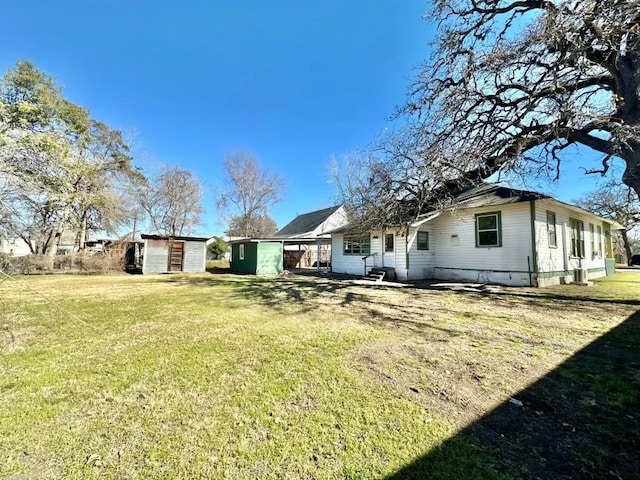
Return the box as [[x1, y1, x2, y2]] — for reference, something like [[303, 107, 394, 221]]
[[433, 266, 530, 274], [587, 267, 606, 275], [536, 270, 571, 279], [529, 201, 537, 286], [605, 258, 615, 276], [603, 224, 613, 257], [536, 267, 606, 280]]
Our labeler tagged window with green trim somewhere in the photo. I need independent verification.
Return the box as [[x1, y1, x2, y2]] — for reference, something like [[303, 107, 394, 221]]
[[569, 218, 584, 257], [343, 234, 370, 255], [546, 211, 557, 248], [596, 225, 602, 256], [476, 212, 502, 247], [589, 223, 595, 256], [417, 231, 429, 250]]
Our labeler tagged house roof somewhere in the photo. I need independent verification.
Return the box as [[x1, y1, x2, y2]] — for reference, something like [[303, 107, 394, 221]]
[[434, 183, 549, 211], [273, 205, 343, 238], [330, 183, 623, 232], [141, 234, 211, 242]]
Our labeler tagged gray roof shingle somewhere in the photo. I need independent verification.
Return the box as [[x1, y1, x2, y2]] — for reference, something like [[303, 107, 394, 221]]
[[274, 205, 342, 237]]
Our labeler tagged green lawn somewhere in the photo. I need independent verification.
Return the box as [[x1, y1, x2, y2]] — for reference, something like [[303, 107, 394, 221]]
[[1, 271, 639, 479]]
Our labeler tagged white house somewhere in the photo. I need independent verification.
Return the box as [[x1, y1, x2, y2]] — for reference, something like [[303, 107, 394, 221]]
[[330, 184, 621, 287], [0, 236, 33, 256], [272, 205, 348, 269]]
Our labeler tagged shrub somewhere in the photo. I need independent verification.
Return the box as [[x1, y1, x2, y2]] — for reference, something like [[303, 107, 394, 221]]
[[0, 254, 53, 274], [0, 242, 128, 275]]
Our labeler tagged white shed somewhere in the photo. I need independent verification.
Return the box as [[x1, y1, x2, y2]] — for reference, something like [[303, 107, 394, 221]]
[[141, 234, 209, 274]]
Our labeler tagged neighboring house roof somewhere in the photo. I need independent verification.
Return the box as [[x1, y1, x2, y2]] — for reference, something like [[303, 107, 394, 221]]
[[274, 205, 344, 238], [205, 235, 228, 245], [141, 234, 211, 242]]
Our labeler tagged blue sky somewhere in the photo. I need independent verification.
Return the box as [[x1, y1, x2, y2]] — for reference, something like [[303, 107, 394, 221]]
[[2, 1, 615, 235]]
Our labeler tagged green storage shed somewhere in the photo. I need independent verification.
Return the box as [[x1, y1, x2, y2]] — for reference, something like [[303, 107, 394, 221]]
[[230, 239, 284, 275]]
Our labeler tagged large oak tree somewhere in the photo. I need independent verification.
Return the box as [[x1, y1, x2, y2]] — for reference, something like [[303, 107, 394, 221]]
[[339, 0, 640, 226]]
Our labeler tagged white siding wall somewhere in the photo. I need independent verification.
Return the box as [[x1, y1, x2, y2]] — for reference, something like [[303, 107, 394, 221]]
[[331, 231, 386, 276], [314, 207, 348, 236], [143, 239, 169, 274], [332, 233, 365, 275], [183, 241, 207, 273], [142, 239, 206, 274], [405, 226, 436, 280], [534, 199, 607, 286], [0, 237, 32, 256], [430, 203, 534, 286]]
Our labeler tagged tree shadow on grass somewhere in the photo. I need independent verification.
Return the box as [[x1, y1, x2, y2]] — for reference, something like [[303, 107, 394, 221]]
[[159, 272, 380, 313], [158, 272, 640, 478], [386, 309, 640, 480]]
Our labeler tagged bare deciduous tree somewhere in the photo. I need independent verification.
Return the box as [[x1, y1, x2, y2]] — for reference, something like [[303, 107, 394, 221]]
[[216, 152, 283, 238], [139, 166, 204, 236], [576, 179, 640, 261], [338, 1, 640, 226], [226, 213, 278, 238]]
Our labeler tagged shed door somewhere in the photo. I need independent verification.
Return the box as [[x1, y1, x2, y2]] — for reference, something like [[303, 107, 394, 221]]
[[168, 241, 184, 272]]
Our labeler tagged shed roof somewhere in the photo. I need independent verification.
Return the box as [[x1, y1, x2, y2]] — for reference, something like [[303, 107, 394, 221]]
[[228, 238, 284, 244], [141, 234, 211, 242], [273, 205, 342, 238]]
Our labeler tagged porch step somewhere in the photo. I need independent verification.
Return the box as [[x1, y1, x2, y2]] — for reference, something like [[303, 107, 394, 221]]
[[363, 267, 395, 283]]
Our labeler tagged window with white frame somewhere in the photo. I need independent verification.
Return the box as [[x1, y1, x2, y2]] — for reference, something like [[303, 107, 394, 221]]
[[343, 234, 371, 255], [239, 243, 245, 260]]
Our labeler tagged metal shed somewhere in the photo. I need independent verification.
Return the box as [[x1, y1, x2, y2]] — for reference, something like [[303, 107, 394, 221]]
[[141, 234, 209, 274], [230, 239, 284, 275]]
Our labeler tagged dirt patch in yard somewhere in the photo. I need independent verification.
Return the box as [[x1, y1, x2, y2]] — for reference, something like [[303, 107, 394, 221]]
[[343, 281, 640, 480]]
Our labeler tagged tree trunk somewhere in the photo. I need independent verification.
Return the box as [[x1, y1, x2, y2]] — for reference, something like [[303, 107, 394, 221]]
[[78, 211, 88, 251], [620, 229, 634, 264], [622, 147, 640, 205], [47, 205, 71, 258]]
